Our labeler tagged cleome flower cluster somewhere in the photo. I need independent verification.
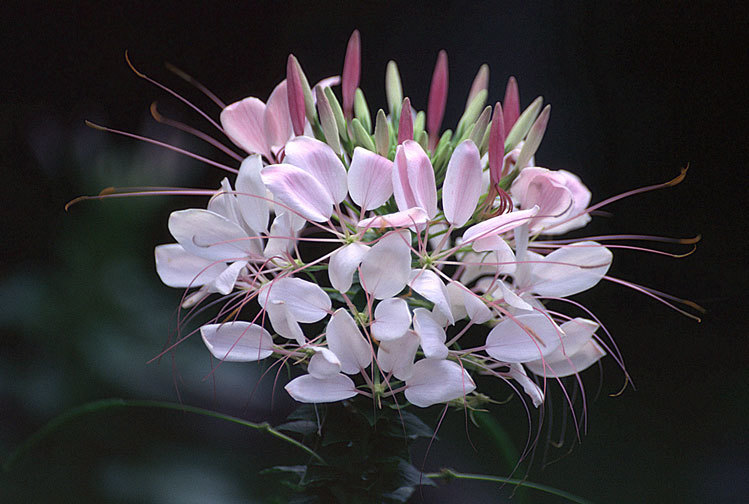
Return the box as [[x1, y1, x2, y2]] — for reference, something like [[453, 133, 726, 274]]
[[140, 31, 682, 410]]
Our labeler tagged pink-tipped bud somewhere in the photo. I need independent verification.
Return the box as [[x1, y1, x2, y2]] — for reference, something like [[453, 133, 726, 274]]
[[427, 50, 449, 140], [503, 76, 520, 131], [287, 54, 307, 136], [466, 64, 489, 109], [342, 29, 361, 120], [398, 97, 413, 145], [488, 102, 505, 186]]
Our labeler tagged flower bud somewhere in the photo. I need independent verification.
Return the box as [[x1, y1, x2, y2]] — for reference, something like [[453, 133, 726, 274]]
[[385, 60, 403, 120]]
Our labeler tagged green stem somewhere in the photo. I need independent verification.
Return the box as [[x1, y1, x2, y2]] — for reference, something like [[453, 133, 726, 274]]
[[3, 398, 325, 471], [426, 469, 596, 504]]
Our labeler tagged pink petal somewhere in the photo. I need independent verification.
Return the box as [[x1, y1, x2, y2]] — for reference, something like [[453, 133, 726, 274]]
[[263, 80, 293, 156], [461, 206, 539, 252], [503, 76, 520, 130], [392, 141, 438, 218], [485, 313, 563, 363], [286, 55, 306, 136], [341, 29, 361, 119], [285, 373, 357, 403], [261, 163, 334, 222], [326, 309, 372, 374], [427, 50, 448, 139], [397, 97, 413, 144], [200, 322, 274, 362], [405, 359, 476, 407], [357, 207, 429, 230], [284, 136, 348, 203], [347, 147, 394, 210], [220, 97, 270, 159], [442, 139, 483, 227]]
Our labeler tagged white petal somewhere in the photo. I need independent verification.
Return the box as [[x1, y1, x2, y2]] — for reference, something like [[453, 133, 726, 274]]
[[326, 309, 372, 374], [525, 318, 605, 377], [261, 163, 334, 222], [205, 260, 247, 295], [360, 231, 412, 299], [546, 341, 606, 377], [348, 147, 394, 210], [328, 242, 369, 293], [308, 347, 342, 378], [200, 322, 273, 362], [285, 373, 357, 403], [445, 281, 468, 321], [371, 297, 412, 341], [497, 281, 533, 312], [208, 178, 242, 224], [284, 136, 348, 203], [264, 301, 305, 344], [377, 331, 420, 380], [154, 244, 225, 288], [508, 363, 544, 407], [557, 318, 600, 356], [263, 212, 296, 260], [485, 313, 563, 363], [168, 209, 257, 262], [412, 308, 448, 359], [405, 359, 476, 408], [236, 155, 270, 234], [443, 140, 484, 227], [258, 277, 331, 323], [461, 287, 492, 324], [530, 241, 612, 297], [457, 244, 516, 285], [409, 269, 454, 325]]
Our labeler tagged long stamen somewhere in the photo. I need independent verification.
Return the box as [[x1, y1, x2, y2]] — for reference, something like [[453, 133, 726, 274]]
[[165, 62, 227, 108], [125, 51, 225, 134], [84, 120, 239, 174], [150, 102, 243, 161]]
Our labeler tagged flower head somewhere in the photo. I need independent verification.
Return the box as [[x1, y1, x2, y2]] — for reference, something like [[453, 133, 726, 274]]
[[79, 32, 701, 420]]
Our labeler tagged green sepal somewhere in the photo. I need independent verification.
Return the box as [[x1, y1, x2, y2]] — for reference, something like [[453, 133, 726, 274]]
[[324, 86, 348, 143], [455, 89, 487, 140], [353, 88, 372, 133], [385, 60, 403, 121], [351, 118, 376, 151], [504, 96, 543, 152]]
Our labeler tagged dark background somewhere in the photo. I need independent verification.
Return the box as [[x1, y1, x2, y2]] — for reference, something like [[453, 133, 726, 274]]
[[2, 1, 746, 502]]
